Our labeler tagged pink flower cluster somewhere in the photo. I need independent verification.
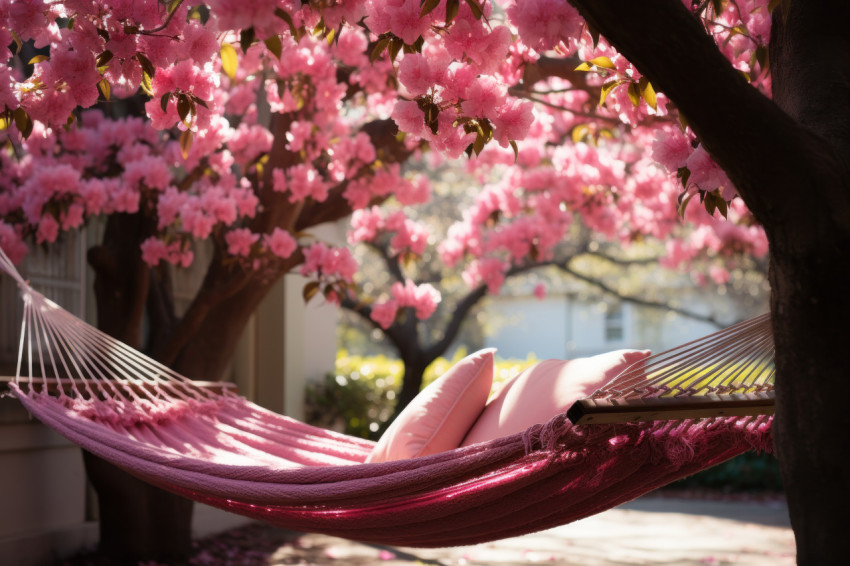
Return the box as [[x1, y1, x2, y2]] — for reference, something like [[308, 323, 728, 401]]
[[300, 242, 358, 284], [140, 238, 194, 268], [369, 279, 442, 329], [348, 207, 429, 256]]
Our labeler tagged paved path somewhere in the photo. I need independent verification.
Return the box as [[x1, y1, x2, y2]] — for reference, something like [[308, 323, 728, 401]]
[[261, 496, 794, 565]]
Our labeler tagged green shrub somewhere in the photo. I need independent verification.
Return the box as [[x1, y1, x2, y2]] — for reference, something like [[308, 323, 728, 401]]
[[667, 451, 783, 493], [304, 350, 536, 440]]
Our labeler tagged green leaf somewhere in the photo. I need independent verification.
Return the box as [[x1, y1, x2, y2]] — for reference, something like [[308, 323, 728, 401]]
[[136, 53, 156, 78], [446, 0, 459, 25], [627, 82, 641, 107], [95, 50, 113, 68], [239, 27, 256, 53], [220, 43, 238, 80], [472, 132, 486, 156], [465, 0, 484, 19], [388, 38, 403, 62], [264, 35, 283, 60], [140, 71, 153, 96], [588, 56, 616, 70], [716, 194, 728, 219], [677, 191, 695, 219], [599, 80, 624, 107], [420, 0, 441, 18], [370, 37, 390, 63], [179, 129, 193, 159], [639, 77, 657, 110], [755, 44, 769, 71], [28, 54, 49, 65], [98, 78, 111, 101], [677, 166, 691, 188], [509, 140, 519, 162], [12, 108, 33, 139], [571, 123, 590, 143], [177, 94, 193, 125], [303, 281, 321, 302], [710, 0, 723, 15], [274, 8, 300, 39]]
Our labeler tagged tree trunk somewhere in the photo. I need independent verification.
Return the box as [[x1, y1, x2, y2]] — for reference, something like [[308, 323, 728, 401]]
[[85, 215, 196, 564], [770, 242, 850, 565], [393, 361, 427, 422], [83, 453, 194, 565]]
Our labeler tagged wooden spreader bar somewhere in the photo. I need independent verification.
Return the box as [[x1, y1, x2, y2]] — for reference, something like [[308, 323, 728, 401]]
[[0, 376, 237, 397], [567, 391, 775, 425]]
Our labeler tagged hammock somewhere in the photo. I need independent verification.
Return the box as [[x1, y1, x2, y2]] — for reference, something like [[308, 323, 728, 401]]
[[0, 247, 773, 548]]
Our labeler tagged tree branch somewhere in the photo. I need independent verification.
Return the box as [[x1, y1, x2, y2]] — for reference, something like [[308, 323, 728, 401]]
[[555, 260, 723, 328], [567, 0, 844, 232]]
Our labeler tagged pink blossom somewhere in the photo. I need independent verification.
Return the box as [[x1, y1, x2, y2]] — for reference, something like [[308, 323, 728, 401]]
[[398, 53, 434, 97], [300, 243, 358, 282], [348, 207, 384, 244], [686, 145, 735, 198], [461, 77, 507, 121], [391, 279, 441, 320], [463, 257, 507, 294], [491, 99, 535, 147], [507, 0, 584, 52], [0, 222, 28, 264], [533, 283, 547, 300], [652, 128, 693, 172], [225, 228, 260, 257], [264, 228, 297, 259], [36, 213, 60, 244], [370, 300, 399, 330]]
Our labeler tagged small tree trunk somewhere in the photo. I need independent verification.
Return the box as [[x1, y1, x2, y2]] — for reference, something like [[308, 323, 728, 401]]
[[83, 452, 194, 565], [392, 362, 427, 421]]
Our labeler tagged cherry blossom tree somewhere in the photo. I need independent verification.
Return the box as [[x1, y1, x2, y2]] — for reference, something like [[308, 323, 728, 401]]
[[0, 0, 841, 563], [342, 164, 764, 421]]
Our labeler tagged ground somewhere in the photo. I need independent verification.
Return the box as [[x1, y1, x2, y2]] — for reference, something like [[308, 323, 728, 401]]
[[61, 493, 794, 565]]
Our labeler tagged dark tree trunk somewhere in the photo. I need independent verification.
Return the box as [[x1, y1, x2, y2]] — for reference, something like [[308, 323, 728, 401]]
[[567, 0, 850, 562], [82, 452, 194, 565], [395, 360, 427, 417], [765, 3, 850, 563], [86, 215, 195, 563]]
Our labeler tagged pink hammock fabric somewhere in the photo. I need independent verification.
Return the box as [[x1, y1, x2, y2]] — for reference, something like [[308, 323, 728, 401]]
[[0, 248, 773, 547]]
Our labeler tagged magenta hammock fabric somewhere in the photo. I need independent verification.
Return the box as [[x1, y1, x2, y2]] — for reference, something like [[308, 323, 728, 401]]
[[10, 384, 772, 547], [0, 246, 773, 547]]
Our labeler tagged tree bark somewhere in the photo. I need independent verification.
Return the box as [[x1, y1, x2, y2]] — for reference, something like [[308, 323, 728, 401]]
[[86, 215, 195, 563], [567, 0, 850, 562]]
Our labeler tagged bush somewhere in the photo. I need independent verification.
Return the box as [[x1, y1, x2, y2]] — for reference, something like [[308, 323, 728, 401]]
[[304, 350, 535, 440], [667, 451, 783, 493]]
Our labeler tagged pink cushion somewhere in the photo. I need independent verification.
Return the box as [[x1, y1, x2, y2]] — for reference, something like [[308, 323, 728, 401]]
[[366, 349, 495, 463], [461, 349, 651, 447]]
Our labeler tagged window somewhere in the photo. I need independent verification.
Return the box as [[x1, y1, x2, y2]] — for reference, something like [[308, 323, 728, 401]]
[[605, 304, 624, 342]]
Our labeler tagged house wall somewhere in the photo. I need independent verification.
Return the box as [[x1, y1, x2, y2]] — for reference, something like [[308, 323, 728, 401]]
[[484, 293, 739, 361]]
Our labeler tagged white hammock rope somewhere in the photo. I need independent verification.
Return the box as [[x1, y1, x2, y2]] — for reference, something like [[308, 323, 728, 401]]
[[569, 314, 775, 424], [1, 248, 222, 406]]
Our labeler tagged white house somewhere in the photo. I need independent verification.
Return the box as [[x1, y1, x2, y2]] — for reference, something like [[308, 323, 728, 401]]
[[483, 276, 767, 361]]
